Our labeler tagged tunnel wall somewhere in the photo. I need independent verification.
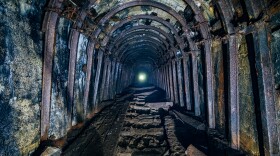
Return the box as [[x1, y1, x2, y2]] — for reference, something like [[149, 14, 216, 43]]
[[49, 18, 71, 140], [271, 26, 280, 151], [237, 35, 260, 155], [0, 1, 45, 155], [0, 0, 280, 155]]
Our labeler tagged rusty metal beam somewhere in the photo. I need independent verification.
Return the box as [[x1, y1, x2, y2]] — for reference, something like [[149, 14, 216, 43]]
[[112, 61, 119, 97], [191, 52, 201, 116], [165, 65, 170, 99], [177, 59, 184, 107], [95, 14, 187, 52], [215, 0, 235, 34], [65, 3, 89, 127], [92, 0, 198, 50], [214, 0, 240, 149], [67, 30, 80, 128], [109, 60, 116, 99], [204, 39, 215, 129], [92, 50, 104, 105], [116, 38, 167, 56], [119, 44, 163, 59], [182, 54, 192, 110], [106, 25, 175, 50], [123, 57, 159, 67], [169, 62, 174, 102], [116, 64, 123, 93], [122, 52, 159, 64], [41, 0, 62, 140], [112, 31, 169, 50], [118, 44, 164, 58], [100, 57, 109, 101], [253, 25, 279, 155], [228, 35, 239, 149], [172, 60, 179, 104], [120, 48, 160, 61], [83, 40, 95, 117], [104, 59, 112, 100]]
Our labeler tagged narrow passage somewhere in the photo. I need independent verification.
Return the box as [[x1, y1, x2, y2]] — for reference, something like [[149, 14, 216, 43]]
[[62, 85, 206, 156]]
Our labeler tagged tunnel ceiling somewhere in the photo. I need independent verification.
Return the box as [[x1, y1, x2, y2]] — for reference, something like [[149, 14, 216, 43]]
[[52, 0, 217, 70]]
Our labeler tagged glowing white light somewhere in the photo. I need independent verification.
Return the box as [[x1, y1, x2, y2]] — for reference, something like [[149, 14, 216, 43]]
[[138, 73, 147, 82]]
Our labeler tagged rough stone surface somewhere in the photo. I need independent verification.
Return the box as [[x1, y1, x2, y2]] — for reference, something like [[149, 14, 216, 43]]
[[63, 94, 130, 156], [185, 144, 206, 156], [73, 34, 88, 124], [41, 147, 61, 156], [164, 116, 186, 156], [0, 1, 45, 155], [271, 29, 280, 139], [116, 90, 168, 155], [237, 36, 260, 155], [211, 39, 226, 136], [49, 17, 72, 140]]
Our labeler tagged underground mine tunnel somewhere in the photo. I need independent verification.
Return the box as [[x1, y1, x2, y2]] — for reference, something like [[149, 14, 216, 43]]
[[0, 0, 280, 155]]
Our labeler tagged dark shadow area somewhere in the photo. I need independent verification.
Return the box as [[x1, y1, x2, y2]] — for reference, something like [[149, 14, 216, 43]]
[[246, 34, 265, 156], [168, 110, 208, 153], [63, 127, 104, 156]]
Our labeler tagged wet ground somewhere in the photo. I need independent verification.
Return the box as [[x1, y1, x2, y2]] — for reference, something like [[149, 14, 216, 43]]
[[62, 84, 206, 156]]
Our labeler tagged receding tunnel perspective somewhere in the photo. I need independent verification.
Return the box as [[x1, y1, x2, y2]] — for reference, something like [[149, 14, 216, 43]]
[[0, 0, 280, 156]]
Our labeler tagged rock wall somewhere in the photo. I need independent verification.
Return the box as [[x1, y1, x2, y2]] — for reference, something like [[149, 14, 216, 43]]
[[271, 28, 280, 144], [73, 34, 88, 124], [197, 52, 205, 119], [237, 36, 260, 155], [49, 18, 72, 140], [0, 0, 45, 155], [211, 39, 226, 136]]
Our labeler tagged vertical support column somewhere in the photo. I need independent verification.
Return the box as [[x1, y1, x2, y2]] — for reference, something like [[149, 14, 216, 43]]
[[192, 52, 201, 116], [156, 69, 160, 87], [41, 0, 61, 140], [101, 57, 109, 101], [183, 54, 192, 110], [83, 41, 95, 118], [166, 65, 171, 99], [158, 69, 161, 87], [177, 58, 184, 107], [110, 60, 116, 98], [228, 35, 239, 149], [205, 40, 215, 128], [67, 30, 80, 127], [254, 26, 279, 155], [120, 67, 126, 90], [160, 68, 163, 88], [169, 62, 174, 102], [93, 50, 104, 106], [161, 68, 164, 88], [172, 60, 179, 104], [116, 64, 122, 94], [164, 66, 169, 98], [104, 60, 112, 100], [111, 60, 119, 99]]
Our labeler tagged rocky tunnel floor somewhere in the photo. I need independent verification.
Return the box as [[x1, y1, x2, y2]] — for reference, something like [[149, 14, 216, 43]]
[[61, 85, 205, 156]]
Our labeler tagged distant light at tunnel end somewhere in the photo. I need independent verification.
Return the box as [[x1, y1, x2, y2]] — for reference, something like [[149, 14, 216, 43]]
[[138, 73, 147, 82]]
